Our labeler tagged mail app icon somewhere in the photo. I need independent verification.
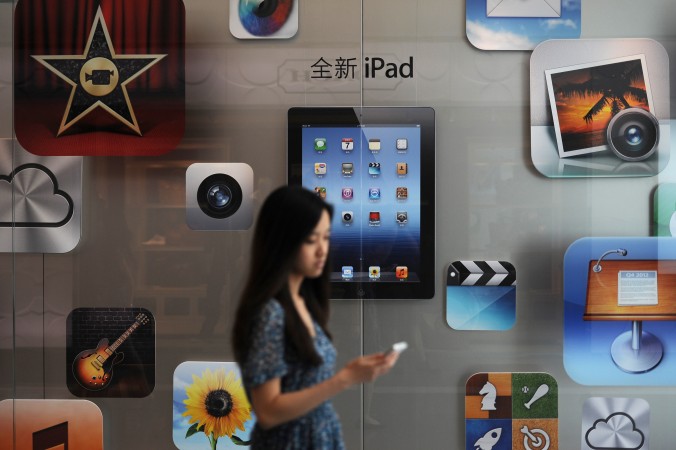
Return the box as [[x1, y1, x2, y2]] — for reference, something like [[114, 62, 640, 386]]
[[487, 0, 561, 18]]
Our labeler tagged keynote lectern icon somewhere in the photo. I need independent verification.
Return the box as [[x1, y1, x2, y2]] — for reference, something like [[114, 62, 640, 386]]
[[564, 237, 676, 385]]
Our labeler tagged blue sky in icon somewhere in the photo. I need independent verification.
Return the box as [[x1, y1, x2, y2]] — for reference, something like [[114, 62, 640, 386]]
[[173, 362, 255, 450], [466, 0, 581, 50]]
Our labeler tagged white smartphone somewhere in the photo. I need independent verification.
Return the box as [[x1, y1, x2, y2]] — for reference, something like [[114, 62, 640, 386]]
[[384, 341, 408, 356]]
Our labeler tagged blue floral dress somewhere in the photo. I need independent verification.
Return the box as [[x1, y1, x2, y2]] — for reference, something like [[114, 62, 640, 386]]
[[241, 299, 345, 450]]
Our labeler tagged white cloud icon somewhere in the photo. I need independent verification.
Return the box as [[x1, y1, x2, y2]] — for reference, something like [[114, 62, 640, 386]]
[[0, 164, 74, 227], [585, 412, 645, 450]]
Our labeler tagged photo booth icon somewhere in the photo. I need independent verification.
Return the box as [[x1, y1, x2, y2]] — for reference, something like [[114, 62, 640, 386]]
[[446, 261, 516, 331], [487, 0, 560, 17]]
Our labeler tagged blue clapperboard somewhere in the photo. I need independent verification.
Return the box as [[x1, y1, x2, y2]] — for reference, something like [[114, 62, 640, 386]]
[[446, 261, 516, 330]]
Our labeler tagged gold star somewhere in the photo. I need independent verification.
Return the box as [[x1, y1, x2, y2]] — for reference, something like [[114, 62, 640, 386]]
[[31, 7, 166, 136]]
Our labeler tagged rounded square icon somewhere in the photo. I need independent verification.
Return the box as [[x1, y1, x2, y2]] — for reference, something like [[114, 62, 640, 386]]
[[369, 187, 381, 200], [396, 186, 408, 199], [531, 39, 670, 177], [314, 186, 327, 199], [396, 138, 408, 151], [229, 0, 298, 39], [368, 211, 381, 225], [315, 162, 327, 175], [369, 266, 381, 279], [396, 162, 408, 175], [341, 138, 354, 151], [0, 399, 103, 450], [466, 0, 580, 51], [466, 373, 558, 450], [186, 163, 254, 231], [396, 211, 408, 224], [314, 138, 327, 152], [446, 260, 517, 331], [652, 183, 676, 236], [564, 237, 676, 385], [13, 0, 186, 156], [0, 143, 82, 253], [173, 362, 255, 449], [396, 266, 408, 279], [67, 307, 155, 397], [341, 210, 354, 224], [368, 162, 381, 175], [342, 266, 354, 279], [582, 397, 650, 450], [342, 162, 354, 175], [368, 139, 381, 152], [342, 187, 353, 200]]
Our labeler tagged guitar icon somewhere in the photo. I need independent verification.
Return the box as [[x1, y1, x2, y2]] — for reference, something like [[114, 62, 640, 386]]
[[72, 313, 149, 391]]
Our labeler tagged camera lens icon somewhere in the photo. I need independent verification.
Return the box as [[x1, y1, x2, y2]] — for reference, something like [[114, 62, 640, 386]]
[[186, 163, 253, 230], [198, 174, 242, 219], [606, 108, 659, 162], [342, 211, 354, 224]]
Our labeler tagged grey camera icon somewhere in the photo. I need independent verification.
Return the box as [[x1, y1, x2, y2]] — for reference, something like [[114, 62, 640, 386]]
[[185, 163, 253, 230]]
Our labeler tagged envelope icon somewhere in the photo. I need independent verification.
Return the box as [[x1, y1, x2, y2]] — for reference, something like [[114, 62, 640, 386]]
[[487, 0, 561, 18]]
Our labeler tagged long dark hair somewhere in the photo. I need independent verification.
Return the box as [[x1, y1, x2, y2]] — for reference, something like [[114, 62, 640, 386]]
[[233, 185, 333, 366]]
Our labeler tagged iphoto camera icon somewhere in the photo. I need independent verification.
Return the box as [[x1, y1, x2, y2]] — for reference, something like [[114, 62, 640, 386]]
[[531, 39, 670, 177], [186, 163, 253, 231]]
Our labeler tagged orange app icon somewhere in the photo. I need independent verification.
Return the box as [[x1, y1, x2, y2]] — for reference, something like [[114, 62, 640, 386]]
[[0, 399, 103, 450], [396, 266, 408, 279], [396, 162, 408, 175]]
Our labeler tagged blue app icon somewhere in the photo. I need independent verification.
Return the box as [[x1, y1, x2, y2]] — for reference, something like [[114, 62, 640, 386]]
[[446, 261, 516, 331], [368, 162, 381, 175], [564, 237, 676, 385], [342, 266, 354, 279], [369, 188, 381, 200]]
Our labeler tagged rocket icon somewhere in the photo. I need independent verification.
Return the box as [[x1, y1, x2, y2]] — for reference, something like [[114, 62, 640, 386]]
[[474, 428, 502, 450]]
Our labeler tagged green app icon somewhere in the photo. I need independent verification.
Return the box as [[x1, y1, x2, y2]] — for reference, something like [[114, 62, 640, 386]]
[[512, 373, 558, 419], [653, 183, 676, 236], [314, 138, 327, 152]]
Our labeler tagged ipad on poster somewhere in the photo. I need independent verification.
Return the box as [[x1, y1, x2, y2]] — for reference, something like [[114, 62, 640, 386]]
[[288, 107, 435, 299]]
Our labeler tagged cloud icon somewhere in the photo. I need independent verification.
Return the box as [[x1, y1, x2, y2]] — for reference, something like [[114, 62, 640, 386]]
[[585, 412, 645, 449], [0, 163, 74, 227]]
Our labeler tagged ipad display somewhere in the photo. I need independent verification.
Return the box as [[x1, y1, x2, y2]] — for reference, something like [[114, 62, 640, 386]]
[[288, 107, 435, 299]]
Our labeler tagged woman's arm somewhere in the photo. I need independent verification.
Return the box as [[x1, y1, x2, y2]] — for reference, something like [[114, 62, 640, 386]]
[[250, 353, 397, 429]]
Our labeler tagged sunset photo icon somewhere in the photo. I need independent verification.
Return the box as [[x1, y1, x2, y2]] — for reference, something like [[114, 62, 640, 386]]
[[531, 39, 670, 177], [545, 55, 653, 158]]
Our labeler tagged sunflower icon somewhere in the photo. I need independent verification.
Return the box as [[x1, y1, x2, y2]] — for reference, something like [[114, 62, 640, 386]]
[[182, 367, 252, 449]]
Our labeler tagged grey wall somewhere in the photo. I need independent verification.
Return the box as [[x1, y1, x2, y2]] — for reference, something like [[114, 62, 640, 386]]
[[2, 0, 676, 449]]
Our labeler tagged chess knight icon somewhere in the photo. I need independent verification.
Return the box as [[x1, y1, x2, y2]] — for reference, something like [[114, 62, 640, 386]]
[[31, 6, 166, 136]]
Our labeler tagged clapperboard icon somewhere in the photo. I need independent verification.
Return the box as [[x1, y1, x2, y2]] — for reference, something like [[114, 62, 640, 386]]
[[445, 261, 517, 330]]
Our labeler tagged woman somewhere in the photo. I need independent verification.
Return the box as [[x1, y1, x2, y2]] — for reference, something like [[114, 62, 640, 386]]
[[232, 186, 398, 449]]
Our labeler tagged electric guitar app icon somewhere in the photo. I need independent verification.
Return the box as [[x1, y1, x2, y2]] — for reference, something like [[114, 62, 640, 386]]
[[14, 0, 185, 156], [67, 307, 155, 398]]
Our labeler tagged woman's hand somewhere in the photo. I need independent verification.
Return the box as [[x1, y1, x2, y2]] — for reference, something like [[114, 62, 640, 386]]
[[337, 352, 399, 386], [251, 352, 399, 429]]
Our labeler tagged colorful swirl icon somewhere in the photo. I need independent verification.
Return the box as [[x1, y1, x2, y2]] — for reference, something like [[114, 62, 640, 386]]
[[238, 0, 294, 36]]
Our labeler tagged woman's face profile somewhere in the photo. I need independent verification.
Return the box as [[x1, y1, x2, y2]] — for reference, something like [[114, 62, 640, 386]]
[[292, 210, 331, 279]]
